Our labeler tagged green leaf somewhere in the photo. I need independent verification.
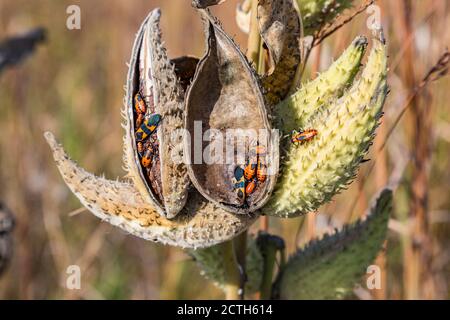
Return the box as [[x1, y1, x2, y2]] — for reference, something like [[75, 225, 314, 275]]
[[274, 188, 392, 299]]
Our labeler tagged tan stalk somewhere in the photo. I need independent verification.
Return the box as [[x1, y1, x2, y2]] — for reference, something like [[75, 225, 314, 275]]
[[396, 0, 432, 300]]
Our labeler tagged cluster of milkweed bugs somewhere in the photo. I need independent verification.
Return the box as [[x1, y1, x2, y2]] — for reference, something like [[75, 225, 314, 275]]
[[291, 128, 318, 145], [134, 93, 161, 171], [233, 143, 267, 205]]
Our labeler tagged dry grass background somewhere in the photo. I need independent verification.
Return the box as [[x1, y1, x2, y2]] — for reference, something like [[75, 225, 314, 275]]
[[0, 0, 449, 299]]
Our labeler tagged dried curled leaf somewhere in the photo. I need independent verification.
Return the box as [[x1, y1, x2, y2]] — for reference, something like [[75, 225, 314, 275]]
[[236, 0, 252, 34], [185, 10, 278, 214], [258, 0, 290, 73], [266, 32, 387, 217], [44, 132, 257, 249], [274, 188, 392, 299], [122, 9, 189, 218], [259, 0, 302, 106]]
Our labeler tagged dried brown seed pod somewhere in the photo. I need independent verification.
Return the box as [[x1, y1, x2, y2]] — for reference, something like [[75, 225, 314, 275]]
[[258, 0, 302, 106], [184, 10, 279, 214], [45, 9, 259, 248], [45, 132, 258, 248], [123, 9, 189, 219]]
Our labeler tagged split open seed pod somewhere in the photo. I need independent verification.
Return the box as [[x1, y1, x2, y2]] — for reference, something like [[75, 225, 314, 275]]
[[123, 9, 189, 219], [184, 10, 279, 214], [45, 8, 259, 248]]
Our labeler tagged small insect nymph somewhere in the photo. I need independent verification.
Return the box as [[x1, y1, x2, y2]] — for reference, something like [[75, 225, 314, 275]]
[[135, 113, 161, 142], [291, 129, 318, 145], [137, 141, 144, 155], [245, 178, 257, 195], [141, 148, 153, 168], [244, 162, 256, 180], [136, 113, 145, 128], [256, 157, 267, 183], [134, 93, 147, 115], [234, 166, 246, 202]]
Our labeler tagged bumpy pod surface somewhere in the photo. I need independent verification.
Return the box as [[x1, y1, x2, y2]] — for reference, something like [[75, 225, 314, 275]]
[[190, 235, 263, 294], [266, 32, 388, 217], [275, 35, 368, 132], [44, 132, 257, 248], [297, 0, 354, 36], [122, 9, 190, 219], [274, 188, 392, 299], [185, 10, 279, 214]]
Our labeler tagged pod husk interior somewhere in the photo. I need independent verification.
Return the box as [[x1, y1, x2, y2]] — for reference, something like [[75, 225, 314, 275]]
[[185, 11, 278, 214]]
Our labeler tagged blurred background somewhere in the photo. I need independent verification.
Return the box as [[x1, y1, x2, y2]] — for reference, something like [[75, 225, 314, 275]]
[[0, 0, 449, 299]]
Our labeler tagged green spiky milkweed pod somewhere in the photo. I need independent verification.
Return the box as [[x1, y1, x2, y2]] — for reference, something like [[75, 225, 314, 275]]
[[275, 35, 368, 132], [267, 32, 388, 217]]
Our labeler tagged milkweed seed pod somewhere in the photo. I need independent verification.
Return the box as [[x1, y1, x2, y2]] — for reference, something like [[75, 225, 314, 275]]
[[44, 8, 259, 249], [184, 10, 279, 215], [45, 3, 388, 249], [267, 31, 388, 217], [275, 35, 368, 132], [44, 132, 257, 248], [122, 9, 189, 218]]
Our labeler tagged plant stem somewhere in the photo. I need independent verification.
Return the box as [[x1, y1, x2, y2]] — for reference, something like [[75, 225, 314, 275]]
[[257, 40, 266, 74], [257, 233, 285, 299], [233, 232, 247, 299], [223, 240, 241, 300], [260, 216, 268, 231], [394, 0, 433, 299], [259, 245, 277, 299], [246, 0, 261, 64]]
